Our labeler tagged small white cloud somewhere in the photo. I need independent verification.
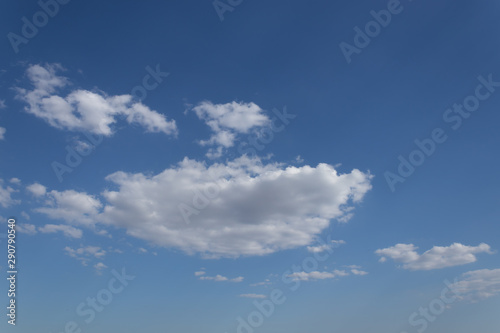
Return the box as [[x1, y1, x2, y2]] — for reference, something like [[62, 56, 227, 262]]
[[0, 100, 6, 109], [287, 270, 349, 281], [375, 243, 493, 271], [94, 262, 108, 274], [16, 224, 37, 235], [39, 224, 83, 238], [351, 269, 368, 276], [250, 279, 271, 287], [21, 211, 30, 220], [307, 244, 333, 253], [0, 127, 5, 140], [74, 140, 94, 155], [231, 276, 244, 283], [194, 271, 206, 276], [192, 101, 270, 157], [239, 294, 267, 299], [9, 178, 21, 185], [27, 182, 47, 196], [64, 246, 106, 265], [138, 247, 148, 253], [343, 265, 368, 276], [199, 274, 244, 282]]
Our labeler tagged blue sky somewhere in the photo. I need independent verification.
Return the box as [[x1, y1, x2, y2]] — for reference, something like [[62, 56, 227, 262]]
[[1, 0, 500, 332]]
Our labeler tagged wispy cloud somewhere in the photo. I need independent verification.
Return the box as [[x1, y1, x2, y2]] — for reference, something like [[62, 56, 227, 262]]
[[287, 270, 349, 281], [39, 224, 83, 238], [239, 294, 267, 299], [449, 268, 500, 302], [375, 243, 493, 270], [198, 273, 244, 282]]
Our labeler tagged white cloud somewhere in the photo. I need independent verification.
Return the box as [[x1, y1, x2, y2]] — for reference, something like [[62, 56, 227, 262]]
[[96, 156, 371, 258], [94, 262, 108, 273], [351, 268, 368, 276], [27, 182, 47, 196], [39, 224, 83, 238], [64, 246, 106, 265], [138, 247, 148, 253], [33, 157, 371, 258], [449, 268, 500, 302], [239, 294, 267, 299], [36, 189, 102, 227], [307, 244, 333, 253], [0, 179, 19, 208], [16, 64, 177, 136], [288, 270, 349, 281], [16, 224, 37, 235], [0, 99, 6, 137], [199, 274, 244, 282], [250, 279, 271, 287], [194, 271, 206, 276], [375, 243, 493, 271], [9, 178, 21, 185], [192, 101, 270, 157], [307, 240, 345, 253], [21, 211, 30, 220]]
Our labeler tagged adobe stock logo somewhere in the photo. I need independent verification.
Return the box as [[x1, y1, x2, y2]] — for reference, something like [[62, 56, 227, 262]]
[[7, 0, 72, 54], [213, 0, 243, 21], [385, 74, 500, 192], [339, 0, 406, 64]]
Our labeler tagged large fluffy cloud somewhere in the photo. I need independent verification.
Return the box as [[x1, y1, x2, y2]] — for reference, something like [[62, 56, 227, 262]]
[[16, 64, 177, 136], [34, 156, 372, 258], [375, 243, 493, 270]]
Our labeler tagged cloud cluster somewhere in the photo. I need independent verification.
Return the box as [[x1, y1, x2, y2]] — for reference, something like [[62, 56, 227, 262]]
[[192, 101, 270, 158], [64, 245, 106, 266], [16, 64, 177, 136], [375, 243, 493, 270]]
